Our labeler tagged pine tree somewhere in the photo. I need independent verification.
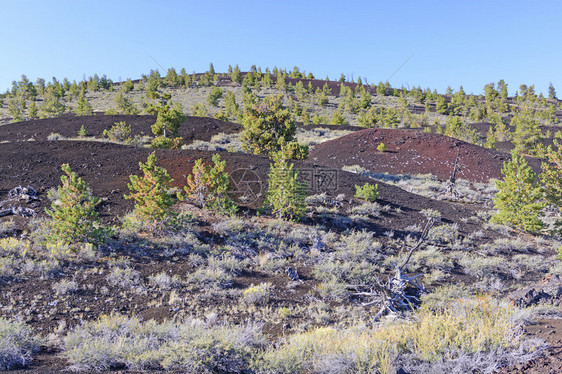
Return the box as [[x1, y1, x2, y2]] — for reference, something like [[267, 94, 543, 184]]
[[490, 150, 545, 233], [125, 152, 175, 226], [549, 82, 557, 100], [231, 64, 242, 84], [147, 93, 185, 148], [511, 106, 543, 155], [74, 88, 93, 116], [541, 141, 562, 230], [44, 164, 106, 246], [262, 149, 307, 221], [179, 154, 237, 215]]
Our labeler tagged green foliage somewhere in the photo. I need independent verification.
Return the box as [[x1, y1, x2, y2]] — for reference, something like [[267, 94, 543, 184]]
[[206, 87, 223, 107], [490, 150, 545, 233], [231, 64, 242, 84], [145, 70, 161, 99], [27, 100, 38, 119], [74, 88, 93, 116], [125, 152, 176, 227], [103, 121, 133, 144], [78, 125, 87, 137], [121, 78, 134, 92], [44, 164, 108, 246], [329, 110, 349, 126], [354, 183, 379, 202], [147, 93, 185, 141], [548, 82, 557, 100], [511, 106, 543, 155], [114, 92, 139, 115], [179, 154, 238, 215], [262, 150, 307, 221], [443, 116, 480, 144], [223, 91, 241, 120], [376, 142, 387, 152], [164, 67, 180, 87], [541, 142, 562, 231], [150, 136, 183, 149], [7, 95, 25, 122], [241, 94, 306, 159], [39, 86, 66, 118], [435, 95, 448, 114]]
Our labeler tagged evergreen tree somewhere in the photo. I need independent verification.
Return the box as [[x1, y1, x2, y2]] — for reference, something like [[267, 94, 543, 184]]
[[490, 150, 545, 233], [241, 94, 307, 159], [231, 64, 242, 84], [164, 67, 179, 87], [44, 164, 107, 246], [114, 92, 138, 115], [262, 149, 307, 221], [125, 152, 175, 226], [549, 82, 557, 100], [541, 141, 562, 231], [511, 106, 543, 155], [179, 154, 237, 215], [207, 87, 223, 107], [147, 93, 185, 139]]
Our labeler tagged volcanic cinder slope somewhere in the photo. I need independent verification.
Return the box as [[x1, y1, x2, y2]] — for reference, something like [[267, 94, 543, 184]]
[[309, 128, 543, 183]]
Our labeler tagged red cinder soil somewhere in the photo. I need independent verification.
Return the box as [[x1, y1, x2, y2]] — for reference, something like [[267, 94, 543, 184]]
[[309, 128, 543, 183], [0, 140, 481, 236]]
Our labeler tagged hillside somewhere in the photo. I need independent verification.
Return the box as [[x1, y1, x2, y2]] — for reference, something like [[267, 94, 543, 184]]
[[0, 70, 561, 373]]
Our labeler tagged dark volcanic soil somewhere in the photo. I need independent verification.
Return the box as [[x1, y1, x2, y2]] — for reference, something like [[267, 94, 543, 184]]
[[0, 113, 242, 145], [309, 128, 543, 183]]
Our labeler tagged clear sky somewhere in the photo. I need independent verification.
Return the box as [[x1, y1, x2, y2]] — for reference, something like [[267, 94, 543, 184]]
[[1, 0, 560, 96]]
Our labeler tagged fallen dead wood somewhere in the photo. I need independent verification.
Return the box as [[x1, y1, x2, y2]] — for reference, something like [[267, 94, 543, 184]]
[[350, 216, 436, 320]]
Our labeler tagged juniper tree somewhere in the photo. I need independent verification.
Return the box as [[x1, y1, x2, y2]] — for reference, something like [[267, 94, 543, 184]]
[[241, 94, 307, 159], [490, 150, 545, 233]]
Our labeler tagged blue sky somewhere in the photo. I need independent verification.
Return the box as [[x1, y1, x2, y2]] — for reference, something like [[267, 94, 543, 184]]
[[1, 0, 560, 96]]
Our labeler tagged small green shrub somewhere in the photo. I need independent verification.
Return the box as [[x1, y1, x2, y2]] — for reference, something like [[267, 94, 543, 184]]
[[354, 183, 379, 202], [376, 142, 387, 152], [242, 283, 273, 305], [78, 125, 87, 137], [150, 136, 183, 149], [103, 121, 133, 144]]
